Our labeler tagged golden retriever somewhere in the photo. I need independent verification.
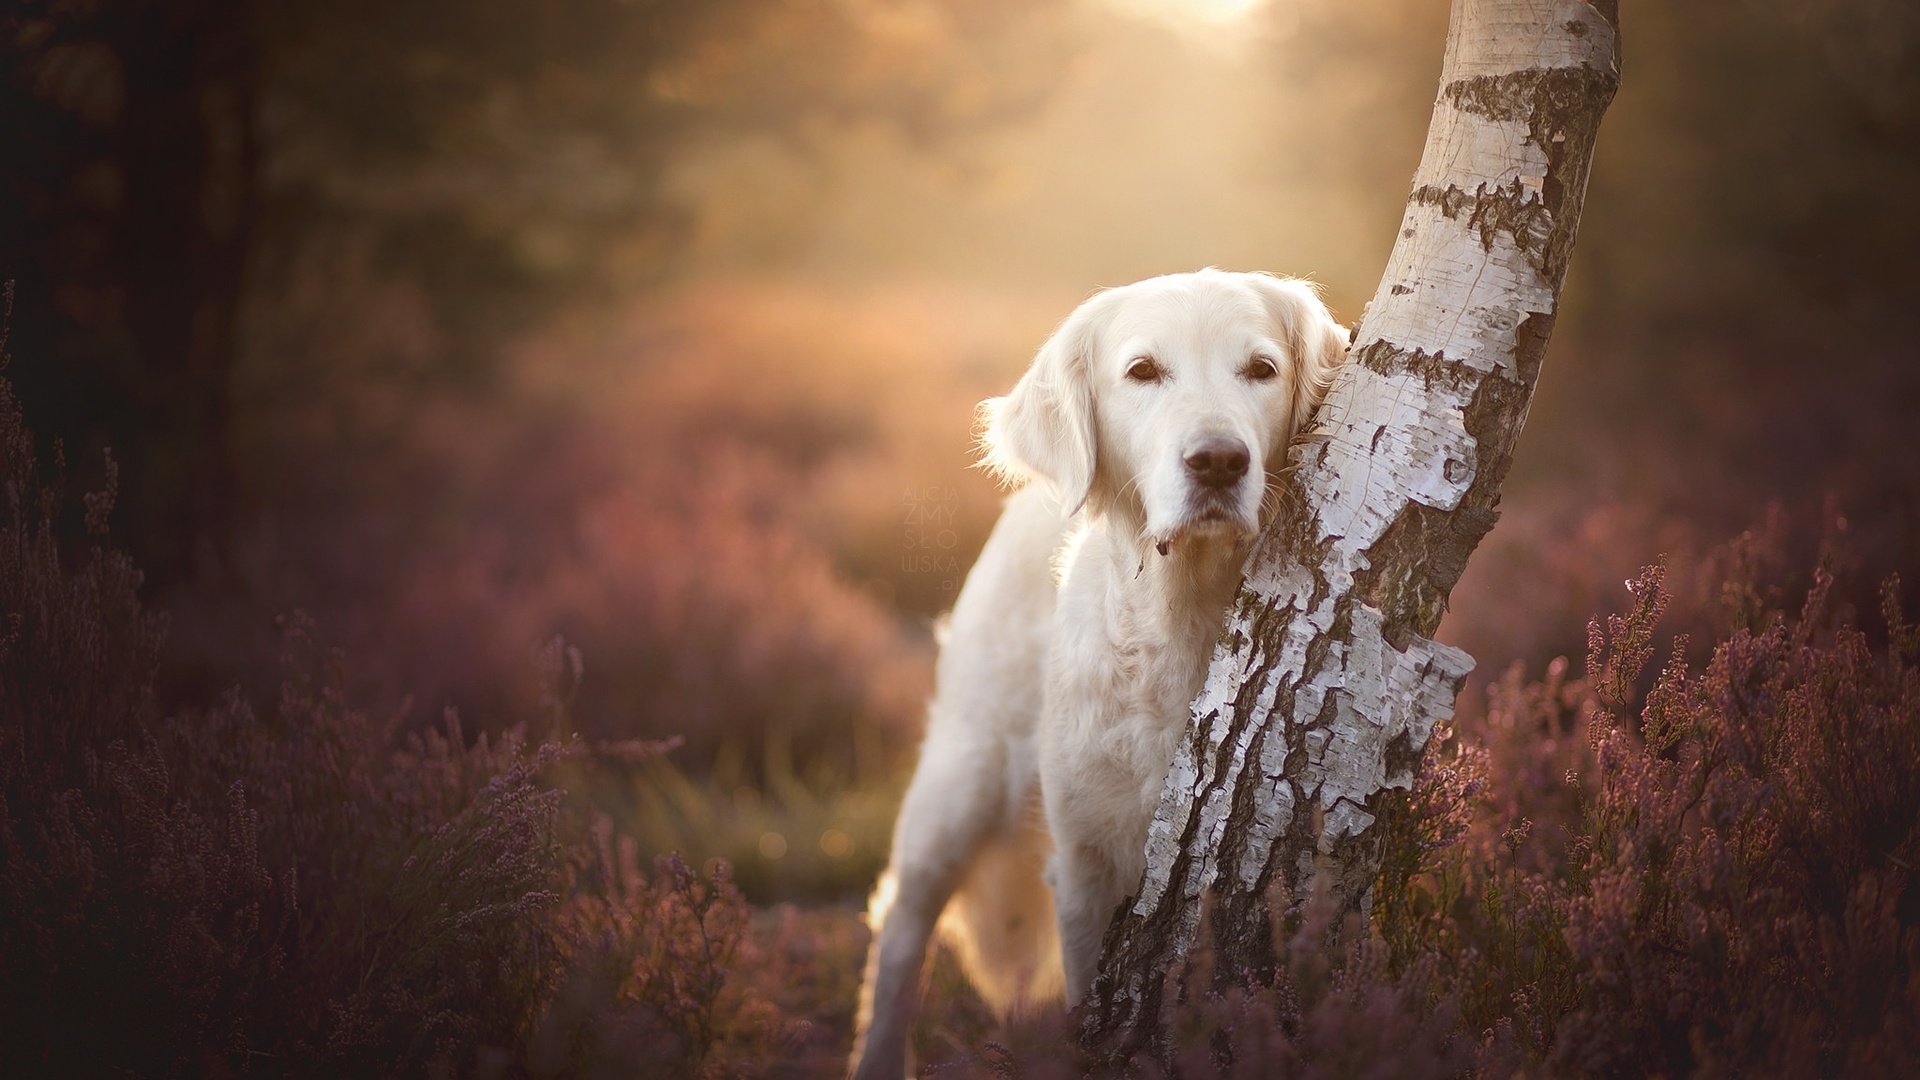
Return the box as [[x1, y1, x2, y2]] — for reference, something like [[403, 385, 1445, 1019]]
[[851, 269, 1350, 1079]]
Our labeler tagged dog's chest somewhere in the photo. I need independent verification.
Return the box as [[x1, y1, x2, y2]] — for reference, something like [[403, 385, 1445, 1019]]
[[1106, 597, 1221, 720], [1049, 537, 1240, 767]]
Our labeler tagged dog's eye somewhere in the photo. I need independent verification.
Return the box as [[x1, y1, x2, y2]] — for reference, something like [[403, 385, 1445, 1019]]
[[1244, 356, 1279, 381], [1126, 357, 1163, 383]]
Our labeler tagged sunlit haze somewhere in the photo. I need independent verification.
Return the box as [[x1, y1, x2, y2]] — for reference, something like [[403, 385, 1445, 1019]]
[[667, 0, 1433, 319], [1109, 0, 1272, 26]]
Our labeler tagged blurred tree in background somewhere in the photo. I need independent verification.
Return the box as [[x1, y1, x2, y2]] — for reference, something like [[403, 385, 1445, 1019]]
[[2, 0, 1067, 582], [3, 0, 258, 583]]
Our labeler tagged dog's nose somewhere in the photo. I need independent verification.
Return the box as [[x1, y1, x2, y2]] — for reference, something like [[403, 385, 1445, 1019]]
[[1184, 437, 1250, 490]]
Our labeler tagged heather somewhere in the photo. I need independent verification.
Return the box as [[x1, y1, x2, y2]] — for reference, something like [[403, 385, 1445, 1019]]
[[0, 372, 851, 1075], [8, 340, 1919, 1075], [1390, 549, 1920, 1076]]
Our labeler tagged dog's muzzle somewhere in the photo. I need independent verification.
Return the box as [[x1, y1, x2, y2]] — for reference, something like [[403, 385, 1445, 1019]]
[[1183, 436, 1250, 492]]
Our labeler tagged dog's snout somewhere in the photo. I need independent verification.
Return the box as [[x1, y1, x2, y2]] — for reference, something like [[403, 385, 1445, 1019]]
[[1183, 437, 1250, 490]]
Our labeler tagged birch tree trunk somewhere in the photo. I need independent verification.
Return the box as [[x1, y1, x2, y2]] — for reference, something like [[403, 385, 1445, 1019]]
[[1083, 0, 1621, 1056]]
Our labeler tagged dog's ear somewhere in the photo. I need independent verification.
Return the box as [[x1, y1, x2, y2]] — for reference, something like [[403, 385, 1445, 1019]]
[[1295, 313, 1351, 430], [979, 294, 1105, 513], [1246, 274, 1351, 433]]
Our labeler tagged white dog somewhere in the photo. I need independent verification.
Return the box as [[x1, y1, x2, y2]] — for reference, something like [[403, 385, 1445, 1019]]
[[850, 269, 1350, 1079]]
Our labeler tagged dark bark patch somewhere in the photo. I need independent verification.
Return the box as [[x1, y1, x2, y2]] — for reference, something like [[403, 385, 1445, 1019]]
[[1411, 180, 1554, 260], [1440, 64, 1618, 281], [1410, 182, 1475, 219], [1384, 728, 1420, 785], [1353, 340, 1489, 395], [1512, 309, 1555, 390], [1442, 66, 1615, 128]]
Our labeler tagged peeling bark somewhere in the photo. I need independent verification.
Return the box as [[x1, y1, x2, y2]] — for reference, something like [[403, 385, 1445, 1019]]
[[1083, 0, 1620, 1058]]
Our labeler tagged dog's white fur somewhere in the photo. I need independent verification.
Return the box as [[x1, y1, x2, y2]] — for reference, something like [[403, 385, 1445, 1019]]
[[850, 270, 1349, 1079]]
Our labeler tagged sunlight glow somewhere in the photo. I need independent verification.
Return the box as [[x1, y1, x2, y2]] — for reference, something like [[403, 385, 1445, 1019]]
[[1109, 0, 1270, 26]]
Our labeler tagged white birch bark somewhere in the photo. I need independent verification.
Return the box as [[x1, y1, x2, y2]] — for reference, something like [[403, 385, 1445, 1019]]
[[1084, 0, 1621, 1055]]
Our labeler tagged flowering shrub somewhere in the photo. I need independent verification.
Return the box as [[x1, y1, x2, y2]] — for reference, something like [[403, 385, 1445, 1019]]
[[1552, 562, 1920, 1075], [1273, 539, 1919, 1076], [0, 371, 804, 1075], [531, 833, 787, 1077]]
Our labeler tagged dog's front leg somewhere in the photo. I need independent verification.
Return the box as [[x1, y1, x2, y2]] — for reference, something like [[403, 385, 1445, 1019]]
[[1047, 839, 1128, 1005], [851, 732, 1007, 1080], [851, 870, 945, 1080]]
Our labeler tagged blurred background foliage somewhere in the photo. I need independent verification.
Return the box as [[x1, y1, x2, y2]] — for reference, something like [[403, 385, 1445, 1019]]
[[4, 0, 1919, 906]]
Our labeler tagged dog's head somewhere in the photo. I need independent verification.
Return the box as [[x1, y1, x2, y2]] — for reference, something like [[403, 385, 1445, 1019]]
[[982, 269, 1349, 549]]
